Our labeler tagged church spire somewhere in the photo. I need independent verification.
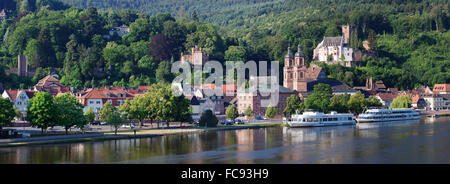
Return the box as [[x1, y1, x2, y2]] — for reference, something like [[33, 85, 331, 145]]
[[285, 46, 293, 58], [295, 44, 305, 57]]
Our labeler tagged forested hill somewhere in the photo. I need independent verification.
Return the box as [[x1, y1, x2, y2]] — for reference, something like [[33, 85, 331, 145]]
[[0, 0, 449, 92], [57, 0, 449, 36]]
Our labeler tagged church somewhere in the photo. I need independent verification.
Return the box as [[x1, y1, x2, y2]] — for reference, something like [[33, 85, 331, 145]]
[[313, 24, 354, 66], [283, 44, 357, 96], [283, 44, 327, 92]]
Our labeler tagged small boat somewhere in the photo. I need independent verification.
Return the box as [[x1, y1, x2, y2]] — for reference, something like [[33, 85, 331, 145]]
[[287, 111, 356, 127], [356, 108, 420, 123], [426, 114, 439, 119]]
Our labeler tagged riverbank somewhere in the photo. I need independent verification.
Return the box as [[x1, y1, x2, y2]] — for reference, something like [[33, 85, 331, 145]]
[[0, 122, 281, 148]]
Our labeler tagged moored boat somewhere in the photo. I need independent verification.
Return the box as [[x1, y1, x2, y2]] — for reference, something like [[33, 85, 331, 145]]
[[356, 108, 420, 123], [287, 111, 356, 127]]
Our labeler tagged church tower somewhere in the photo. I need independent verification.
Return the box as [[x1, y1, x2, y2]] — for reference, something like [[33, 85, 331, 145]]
[[292, 44, 307, 91], [283, 47, 294, 89]]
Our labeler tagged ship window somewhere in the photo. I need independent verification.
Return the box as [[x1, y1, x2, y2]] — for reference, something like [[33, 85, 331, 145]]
[[323, 118, 327, 121], [348, 117, 352, 120], [328, 118, 333, 121]]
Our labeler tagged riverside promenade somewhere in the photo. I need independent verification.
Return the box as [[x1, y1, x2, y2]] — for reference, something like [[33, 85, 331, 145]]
[[0, 121, 281, 148]]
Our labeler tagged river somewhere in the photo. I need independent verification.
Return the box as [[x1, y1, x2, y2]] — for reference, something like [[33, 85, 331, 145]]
[[0, 116, 449, 164]]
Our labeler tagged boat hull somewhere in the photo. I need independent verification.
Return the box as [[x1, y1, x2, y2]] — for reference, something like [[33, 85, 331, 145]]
[[288, 120, 356, 127], [356, 116, 420, 123]]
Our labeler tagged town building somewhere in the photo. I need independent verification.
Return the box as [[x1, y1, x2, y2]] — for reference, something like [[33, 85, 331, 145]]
[[103, 25, 130, 39], [432, 84, 450, 95], [191, 88, 225, 115], [181, 46, 209, 66], [422, 94, 445, 111], [238, 76, 299, 117], [76, 87, 135, 114], [2, 89, 35, 119], [313, 25, 354, 65], [411, 95, 427, 109], [34, 75, 69, 96], [375, 93, 396, 108]]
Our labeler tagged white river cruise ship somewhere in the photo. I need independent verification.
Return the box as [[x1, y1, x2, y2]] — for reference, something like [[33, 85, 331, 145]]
[[287, 111, 356, 127], [356, 108, 420, 123]]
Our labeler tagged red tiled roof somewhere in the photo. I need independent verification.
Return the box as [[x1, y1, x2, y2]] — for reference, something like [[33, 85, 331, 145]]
[[4, 89, 35, 101], [433, 84, 450, 93], [80, 87, 134, 99], [376, 93, 396, 102], [4, 89, 19, 101], [127, 86, 151, 95], [35, 75, 62, 87]]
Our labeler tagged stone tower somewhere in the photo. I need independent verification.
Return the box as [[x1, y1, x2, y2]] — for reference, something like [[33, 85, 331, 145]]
[[342, 24, 354, 44], [180, 45, 209, 66]]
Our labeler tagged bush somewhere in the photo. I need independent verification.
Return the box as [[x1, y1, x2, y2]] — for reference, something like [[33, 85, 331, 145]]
[[199, 110, 218, 127]]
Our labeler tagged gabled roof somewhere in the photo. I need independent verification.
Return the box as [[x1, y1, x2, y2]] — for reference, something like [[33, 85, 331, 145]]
[[190, 96, 200, 105], [4, 89, 35, 101], [374, 81, 386, 89], [79, 87, 134, 99], [318, 37, 342, 47], [35, 75, 62, 88], [376, 93, 396, 102], [306, 79, 356, 93], [433, 84, 450, 93]]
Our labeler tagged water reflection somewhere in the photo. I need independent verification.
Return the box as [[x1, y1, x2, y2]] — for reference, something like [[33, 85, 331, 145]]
[[0, 117, 449, 164]]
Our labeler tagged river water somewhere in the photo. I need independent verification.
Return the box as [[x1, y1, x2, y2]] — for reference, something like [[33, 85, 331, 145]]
[[0, 117, 449, 164]]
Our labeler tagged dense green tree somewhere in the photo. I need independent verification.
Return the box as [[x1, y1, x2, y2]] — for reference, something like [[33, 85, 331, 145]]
[[305, 84, 333, 113], [0, 97, 16, 130], [266, 105, 279, 119], [199, 109, 218, 127], [99, 101, 124, 134], [53, 93, 87, 134], [26, 92, 56, 134], [224, 46, 247, 61], [365, 95, 383, 108], [84, 107, 95, 123], [244, 106, 253, 118], [390, 95, 412, 109], [226, 104, 238, 120], [156, 61, 174, 83], [171, 94, 192, 127], [283, 94, 304, 118], [329, 94, 350, 113], [347, 91, 366, 114]]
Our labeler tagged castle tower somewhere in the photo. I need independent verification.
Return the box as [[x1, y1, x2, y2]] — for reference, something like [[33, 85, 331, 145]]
[[342, 24, 354, 44], [18, 55, 28, 77], [181, 45, 209, 66]]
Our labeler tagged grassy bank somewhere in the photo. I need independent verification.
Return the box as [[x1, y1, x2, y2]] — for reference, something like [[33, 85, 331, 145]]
[[0, 122, 281, 148]]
